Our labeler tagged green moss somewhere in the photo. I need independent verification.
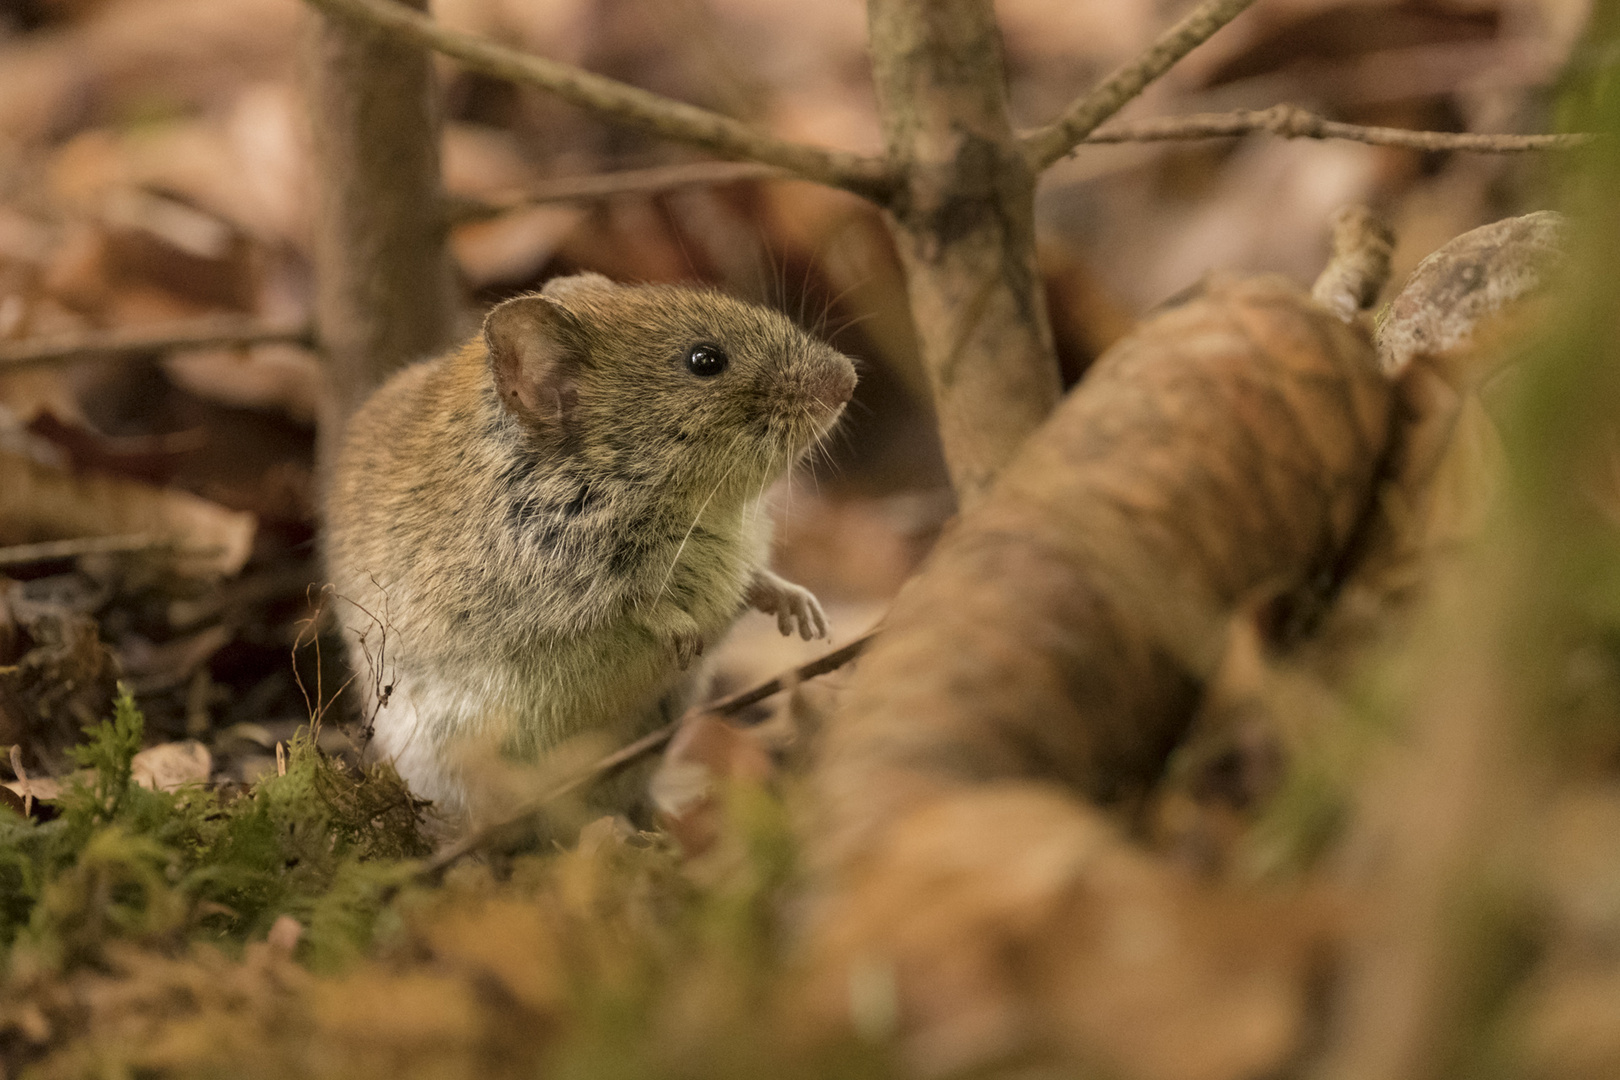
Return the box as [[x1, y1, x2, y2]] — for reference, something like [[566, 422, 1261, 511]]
[[0, 688, 431, 972]]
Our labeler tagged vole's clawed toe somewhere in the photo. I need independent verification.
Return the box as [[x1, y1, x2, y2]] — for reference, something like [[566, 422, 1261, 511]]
[[786, 586, 829, 641], [808, 598, 830, 641], [748, 568, 830, 641]]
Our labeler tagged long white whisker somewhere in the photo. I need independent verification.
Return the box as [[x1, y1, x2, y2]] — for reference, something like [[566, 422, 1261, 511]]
[[652, 429, 746, 608]]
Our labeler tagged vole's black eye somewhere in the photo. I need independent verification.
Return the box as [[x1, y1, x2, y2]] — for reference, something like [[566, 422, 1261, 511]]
[[684, 342, 729, 378]]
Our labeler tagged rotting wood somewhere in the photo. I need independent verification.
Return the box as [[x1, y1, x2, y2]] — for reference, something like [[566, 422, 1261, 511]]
[[811, 272, 1394, 876]]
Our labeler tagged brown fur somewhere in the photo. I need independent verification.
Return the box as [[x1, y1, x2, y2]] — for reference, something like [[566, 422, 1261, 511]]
[[324, 274, 855, 818]]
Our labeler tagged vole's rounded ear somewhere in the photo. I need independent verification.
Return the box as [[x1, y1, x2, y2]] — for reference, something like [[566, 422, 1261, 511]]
[[540, 272, 615, 303], [484, 294, 587, 432]]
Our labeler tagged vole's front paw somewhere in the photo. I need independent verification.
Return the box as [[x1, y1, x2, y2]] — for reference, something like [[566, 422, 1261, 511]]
[[747, 568, 829, 641]]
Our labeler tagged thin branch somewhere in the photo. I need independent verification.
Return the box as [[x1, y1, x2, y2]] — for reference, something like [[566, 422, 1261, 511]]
[[415, 630, 877, 881], [1023, 0, 1260, 170], [868, 0, 1062, 505], [0, 533, 168, 568], [0, 316, 312, 373], [1187, 37, 1562, 115], [1080, 104, 1595, 153], [449, 161, 793, 223], [304, 0, 460, 436], [299, 0, 895, 201], [701, 631, 877, 716], [1312, 205, 1395, 322]]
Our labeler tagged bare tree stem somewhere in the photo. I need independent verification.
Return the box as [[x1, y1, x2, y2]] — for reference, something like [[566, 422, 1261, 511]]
[[869, 0, 1062, 505], [303, 0, 461, 465], [299, 0, 894, 200], [1023, 0, 1259, 169], [0, 316, 312, 373], [1083, 104, 1595, 153], [1312, 205, 1395, 322]]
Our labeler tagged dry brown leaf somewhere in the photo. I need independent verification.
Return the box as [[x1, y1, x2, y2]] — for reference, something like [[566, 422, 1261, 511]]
[[650, 711, 774, 857], [449, 204, 585, 289], [130, 739, 211, 793], [160, 344, 325, 424], [769, 491, 951, 603], [0, 449, 255, 576], [796, 786, 1331, 1080], [0, 783, 27, 816], [2, 775, 64, 805], [440, 123, 541, 200], [1376, 210, 1566, 380], [1328, 212, 1560, 628], [0, 0, 301, 145]]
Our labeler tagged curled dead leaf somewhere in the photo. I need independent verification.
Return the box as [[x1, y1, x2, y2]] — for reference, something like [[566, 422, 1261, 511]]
[[1332, 212, 1561, 625], [1376, 210, 1566, 381]]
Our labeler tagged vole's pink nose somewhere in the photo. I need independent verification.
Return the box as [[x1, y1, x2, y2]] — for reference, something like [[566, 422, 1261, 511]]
[[808, 362, 857, 414]]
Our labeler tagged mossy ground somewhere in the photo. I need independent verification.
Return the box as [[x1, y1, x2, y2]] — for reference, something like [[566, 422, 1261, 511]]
[[0, 691, 895, 1079]]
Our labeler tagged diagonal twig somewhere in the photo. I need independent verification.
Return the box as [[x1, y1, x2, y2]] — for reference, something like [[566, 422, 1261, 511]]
[[1081, 104, 1595, 153], [414, 630, 877, 882], [0, 316, 313, 373], [300, 0, 896, 201], [1023, 0, 1260, 170]]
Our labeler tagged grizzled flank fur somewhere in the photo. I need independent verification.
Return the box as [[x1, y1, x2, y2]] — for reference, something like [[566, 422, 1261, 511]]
[[324, 274, 856, 817]]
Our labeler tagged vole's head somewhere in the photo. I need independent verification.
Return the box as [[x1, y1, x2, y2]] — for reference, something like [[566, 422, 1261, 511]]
[[484, 273, 856, 497]]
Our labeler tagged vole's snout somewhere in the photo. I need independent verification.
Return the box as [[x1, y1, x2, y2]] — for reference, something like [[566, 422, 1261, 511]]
[[807, 357, 857, 416]]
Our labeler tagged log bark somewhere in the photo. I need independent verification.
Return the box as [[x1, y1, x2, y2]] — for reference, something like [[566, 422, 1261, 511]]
[[867, 0, 1061, 506], [303, 0, 460, 469]]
